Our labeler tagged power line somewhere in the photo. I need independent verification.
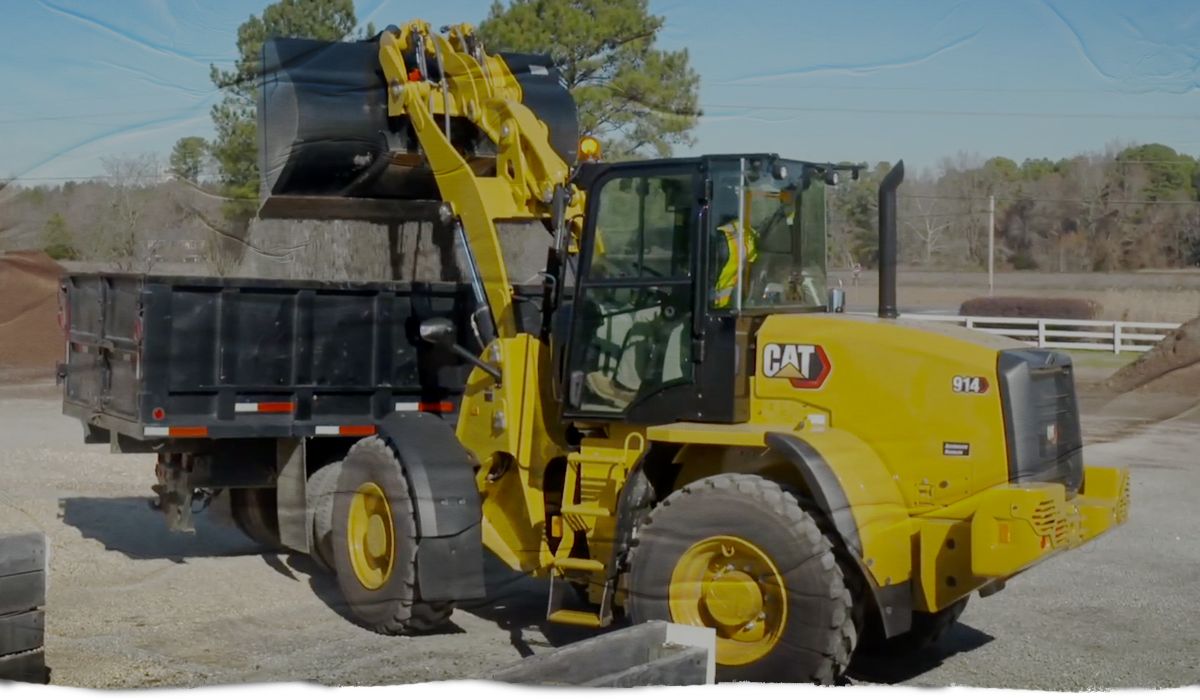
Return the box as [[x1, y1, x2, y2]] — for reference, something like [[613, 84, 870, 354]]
[[713, 82, 1193, 97], [0, 107, 211, 126], [5, 103, 1199, 127], [898, 193, 1200, 206], [700, 103, 1200, 122]]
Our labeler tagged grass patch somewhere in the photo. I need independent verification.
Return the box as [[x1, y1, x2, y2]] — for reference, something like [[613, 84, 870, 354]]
[[1065, 349, 1142, 370]]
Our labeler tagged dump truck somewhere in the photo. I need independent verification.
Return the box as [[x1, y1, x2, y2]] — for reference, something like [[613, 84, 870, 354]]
[[58, 19, 1130, 684]]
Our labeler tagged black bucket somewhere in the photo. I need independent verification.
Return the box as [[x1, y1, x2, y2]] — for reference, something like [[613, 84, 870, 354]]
[[257, 35, 578, 204]]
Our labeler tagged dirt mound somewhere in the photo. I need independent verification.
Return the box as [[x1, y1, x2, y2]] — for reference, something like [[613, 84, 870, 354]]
[[0, 250, 65, 373], [1105, 316, 1200, 395]]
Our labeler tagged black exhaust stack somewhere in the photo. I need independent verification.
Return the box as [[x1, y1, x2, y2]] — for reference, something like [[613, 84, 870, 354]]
[[877, 160, 905, 319]]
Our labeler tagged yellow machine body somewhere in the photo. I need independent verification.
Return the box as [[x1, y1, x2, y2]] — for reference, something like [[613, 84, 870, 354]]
[[273, 18, 1130, 674], [453, 312, 1130, 620]]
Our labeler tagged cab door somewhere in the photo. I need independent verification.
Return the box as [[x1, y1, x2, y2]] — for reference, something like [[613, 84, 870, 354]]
[[563, 165, 702, 424]]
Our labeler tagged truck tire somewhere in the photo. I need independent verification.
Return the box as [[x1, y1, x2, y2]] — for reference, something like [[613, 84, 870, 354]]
[[307, 461, 342, 571], [229, 487, 282, 550], [331, 437, 454, 634], [626, 474, 856, 684]]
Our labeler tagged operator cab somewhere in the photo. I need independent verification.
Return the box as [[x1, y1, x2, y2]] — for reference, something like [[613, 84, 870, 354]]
[[560, 154, 854, 425]]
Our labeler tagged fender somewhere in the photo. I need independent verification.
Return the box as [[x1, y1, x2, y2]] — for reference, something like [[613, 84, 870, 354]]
[[377, 412, 487, 602], [765, 429, 914, 638]]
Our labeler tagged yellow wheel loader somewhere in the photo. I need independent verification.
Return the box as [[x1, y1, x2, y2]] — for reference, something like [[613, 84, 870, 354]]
[[60, 19, 1129, 684]]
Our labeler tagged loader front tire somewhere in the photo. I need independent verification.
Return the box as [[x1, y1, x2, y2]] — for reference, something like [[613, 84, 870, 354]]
[[626, 474, 856, 684], [331, 437, 454, 635]]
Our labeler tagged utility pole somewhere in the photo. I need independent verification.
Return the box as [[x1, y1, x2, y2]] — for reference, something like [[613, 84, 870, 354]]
[[987, 194, 995, 296]]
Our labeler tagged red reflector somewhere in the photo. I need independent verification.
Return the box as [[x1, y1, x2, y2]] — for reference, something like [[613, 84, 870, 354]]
[[408, 68, 422, 82], [257, 402, 295, 414], [340, 425, 376, 437], [152, 407, 166, 421], [169, 427, 208, 438], [419, 401, 454, 413]]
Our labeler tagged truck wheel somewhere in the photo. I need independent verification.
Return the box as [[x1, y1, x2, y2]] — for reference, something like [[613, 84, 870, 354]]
[[626, 474, 856, 684], [229, 487, 282, 549], [331, 437, 454, 634], [307, 461, 342, 571], [860, 598, 968, 656]]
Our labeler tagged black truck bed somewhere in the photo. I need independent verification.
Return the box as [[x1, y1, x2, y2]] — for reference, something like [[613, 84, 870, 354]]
[[60, 273, 531, 444]]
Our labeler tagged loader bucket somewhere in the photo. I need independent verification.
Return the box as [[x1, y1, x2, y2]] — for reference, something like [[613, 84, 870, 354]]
[[256, 35, 578, 221]]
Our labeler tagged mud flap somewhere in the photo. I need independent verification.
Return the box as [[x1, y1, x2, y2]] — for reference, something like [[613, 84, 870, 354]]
[[276, 438, 310, 554], [376, 413, 486, 602]]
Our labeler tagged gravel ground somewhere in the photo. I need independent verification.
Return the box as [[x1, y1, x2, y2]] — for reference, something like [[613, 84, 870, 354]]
[[0, 379, 1196, 690]]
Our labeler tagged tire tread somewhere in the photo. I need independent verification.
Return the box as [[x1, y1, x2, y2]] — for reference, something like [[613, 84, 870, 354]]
[[627, 473, 854, 683]]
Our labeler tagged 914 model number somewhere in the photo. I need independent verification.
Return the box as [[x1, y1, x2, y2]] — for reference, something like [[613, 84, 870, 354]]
[[952, 375, 989, 394]]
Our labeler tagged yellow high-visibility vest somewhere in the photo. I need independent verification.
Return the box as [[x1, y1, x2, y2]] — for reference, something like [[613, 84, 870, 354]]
[[713, 221, 759, 308]]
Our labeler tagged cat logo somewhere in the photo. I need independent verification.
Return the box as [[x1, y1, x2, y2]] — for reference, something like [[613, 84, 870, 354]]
[[761, 343, 832, 389]]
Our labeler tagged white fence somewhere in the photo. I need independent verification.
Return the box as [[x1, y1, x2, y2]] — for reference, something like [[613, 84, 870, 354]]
[[895, 313, 1180, 354]]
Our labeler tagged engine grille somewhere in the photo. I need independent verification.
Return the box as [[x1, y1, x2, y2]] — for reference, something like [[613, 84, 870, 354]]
[[998, 349, 1085, 494]]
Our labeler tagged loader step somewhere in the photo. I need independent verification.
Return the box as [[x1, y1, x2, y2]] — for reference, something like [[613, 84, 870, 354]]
[[553, 557, 605, 573], [547, 609, 606, 628], [559, 504, 612, 519]]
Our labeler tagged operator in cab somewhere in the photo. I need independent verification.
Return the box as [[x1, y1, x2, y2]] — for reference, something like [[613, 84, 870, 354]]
[[709, 166, 825, 310]]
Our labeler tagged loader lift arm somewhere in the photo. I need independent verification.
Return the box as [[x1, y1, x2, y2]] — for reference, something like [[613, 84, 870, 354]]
[[376, 21, 585, 338]]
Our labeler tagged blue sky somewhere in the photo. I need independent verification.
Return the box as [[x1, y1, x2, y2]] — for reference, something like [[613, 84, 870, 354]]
[[2, 0, 1198, 183]]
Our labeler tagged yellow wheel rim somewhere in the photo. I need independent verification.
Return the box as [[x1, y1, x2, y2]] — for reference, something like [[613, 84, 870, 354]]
[[668, 536, 787, 667], [346, 482, 395, 591]]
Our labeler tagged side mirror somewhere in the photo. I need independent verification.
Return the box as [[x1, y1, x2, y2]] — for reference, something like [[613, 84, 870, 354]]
[[827, 287, 846, 314], [419, 317, 457, 348]]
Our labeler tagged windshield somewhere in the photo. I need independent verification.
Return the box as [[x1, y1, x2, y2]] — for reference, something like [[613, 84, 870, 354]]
[[707, 158, 828, 311]]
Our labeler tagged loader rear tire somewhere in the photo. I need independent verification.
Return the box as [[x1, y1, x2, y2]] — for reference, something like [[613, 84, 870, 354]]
[[331, 437, 454, 635], [229, 487, 282, 550], [307, 461, 342, 571], [626, 474, 856, 684]]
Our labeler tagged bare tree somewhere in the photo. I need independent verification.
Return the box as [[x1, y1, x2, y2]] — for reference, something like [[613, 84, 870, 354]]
[[902, 180, 955, 265], [88, 154, 163, 271]]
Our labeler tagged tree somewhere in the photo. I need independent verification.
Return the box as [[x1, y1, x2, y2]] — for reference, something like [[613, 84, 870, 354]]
[[41, 213, 76, 260], [169, 136, 211, 184], [1115, 144, 1197, 201], [89, 154, 162, 271], [829, 162, 891, 268], [983, 157, 1019, 183], [478, 0, 700, 159], [903, 182, 954, 265], [207, 0, 364, 215]]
